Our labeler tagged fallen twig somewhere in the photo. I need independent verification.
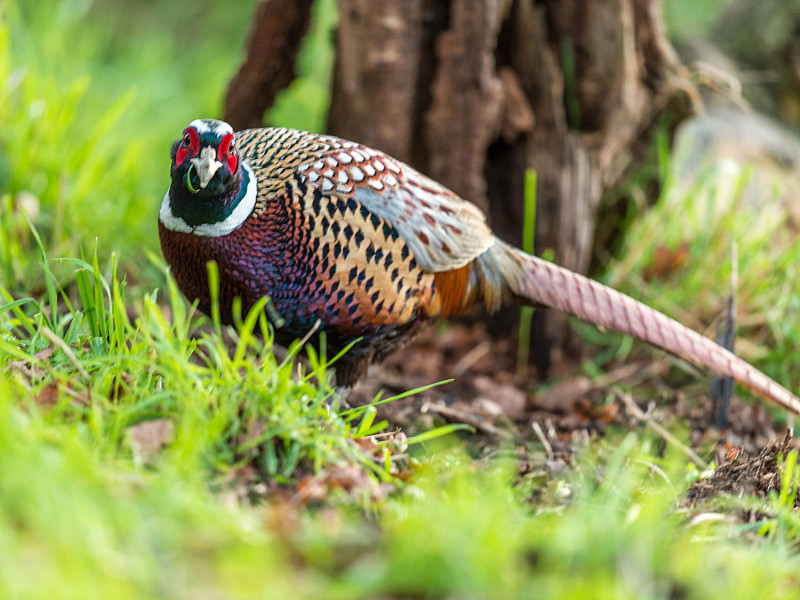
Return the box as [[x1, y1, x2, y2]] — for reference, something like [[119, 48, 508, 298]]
[[422, 401, 513, 439], [620, 393, 708, 469]]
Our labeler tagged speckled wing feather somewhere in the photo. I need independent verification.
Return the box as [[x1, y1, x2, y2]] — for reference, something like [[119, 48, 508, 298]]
[[232, 128, 449, 340], [293, 140, 494, 273]]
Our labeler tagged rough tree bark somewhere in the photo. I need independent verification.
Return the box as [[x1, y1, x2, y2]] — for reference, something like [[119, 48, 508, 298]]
[[224, 0, 315, 130], [224, 0, 694, 374]]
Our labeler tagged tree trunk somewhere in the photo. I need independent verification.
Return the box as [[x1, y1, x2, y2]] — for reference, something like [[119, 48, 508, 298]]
[[224, 0, 315, 131], [225, 0, 694, 374]]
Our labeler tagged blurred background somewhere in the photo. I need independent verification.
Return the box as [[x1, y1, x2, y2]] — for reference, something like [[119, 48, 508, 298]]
[[5, 4, 800, 596]]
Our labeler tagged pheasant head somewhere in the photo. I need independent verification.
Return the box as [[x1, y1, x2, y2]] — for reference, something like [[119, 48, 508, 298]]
[[160, 118, 257, 237]]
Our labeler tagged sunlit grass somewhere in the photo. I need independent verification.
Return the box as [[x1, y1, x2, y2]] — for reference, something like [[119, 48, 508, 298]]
[[273, 436, 800, 599], [0, 236, 407, 482]]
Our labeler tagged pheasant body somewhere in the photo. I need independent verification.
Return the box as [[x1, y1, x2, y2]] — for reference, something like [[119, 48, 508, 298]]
[[160, 123, 459, 383], [160, 119, 800, 414]]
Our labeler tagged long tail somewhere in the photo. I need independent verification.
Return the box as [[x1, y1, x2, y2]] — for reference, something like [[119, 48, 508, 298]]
[[475, 240, 800, 415]]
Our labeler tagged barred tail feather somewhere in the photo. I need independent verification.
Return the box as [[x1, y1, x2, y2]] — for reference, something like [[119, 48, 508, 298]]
[[480, 240, 800, 415]]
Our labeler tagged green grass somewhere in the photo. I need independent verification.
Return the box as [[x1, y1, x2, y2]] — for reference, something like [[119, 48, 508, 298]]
[[663, 0, 729, 40], [0, 244, 396, 480], [516, 169, 537, 377], [5, 0, 800, 597]]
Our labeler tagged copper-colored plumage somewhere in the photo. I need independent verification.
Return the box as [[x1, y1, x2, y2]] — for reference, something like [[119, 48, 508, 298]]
[[432, 264, 472, 318]]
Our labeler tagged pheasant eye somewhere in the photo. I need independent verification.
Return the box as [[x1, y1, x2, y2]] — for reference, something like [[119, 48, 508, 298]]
[[183, 133, 191, 146]]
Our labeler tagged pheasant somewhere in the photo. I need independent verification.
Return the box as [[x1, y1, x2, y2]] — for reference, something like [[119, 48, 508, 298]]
[[159, 118, 800, 415]]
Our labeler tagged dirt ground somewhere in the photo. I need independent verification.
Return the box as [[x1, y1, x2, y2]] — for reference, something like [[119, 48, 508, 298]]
[[348, 318, 800, 513]]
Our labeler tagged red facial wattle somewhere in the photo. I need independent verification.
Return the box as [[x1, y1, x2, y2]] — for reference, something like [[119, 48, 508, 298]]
[[218, 133, 238, 173], [175, 127, 199, 165]]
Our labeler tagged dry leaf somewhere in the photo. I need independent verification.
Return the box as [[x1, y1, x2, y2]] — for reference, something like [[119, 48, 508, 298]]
[[294, 475, 328, 503], [127, 419, 175, 464], [473, 376, 527, 419], [34, 382, 59, 409], [644, 242, 690, 282], [533, 376, 595, 412]]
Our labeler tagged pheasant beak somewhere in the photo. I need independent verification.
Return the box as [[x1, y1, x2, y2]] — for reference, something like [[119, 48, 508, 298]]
[[190, 146, 223, 189]]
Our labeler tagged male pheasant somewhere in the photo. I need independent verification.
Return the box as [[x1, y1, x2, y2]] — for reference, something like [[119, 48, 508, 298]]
[[159, 118, 800, 415]]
